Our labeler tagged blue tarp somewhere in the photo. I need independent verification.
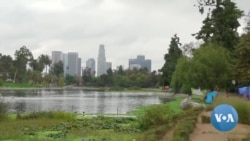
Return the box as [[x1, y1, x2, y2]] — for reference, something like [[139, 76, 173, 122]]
[[205, 91, 218, 104], [238, 86, 250, 97], [238, 87, 248, 95]]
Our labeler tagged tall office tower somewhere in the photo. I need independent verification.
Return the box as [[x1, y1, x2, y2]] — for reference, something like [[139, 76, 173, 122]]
[[51, 51, 63, 65], [63, 53, 68, 76], [67, 52, 79, 76], [106, 62, 112, 70], [97, 44, 107, 76], [86, 58, 96, 76], [129, 55, 152, 72]]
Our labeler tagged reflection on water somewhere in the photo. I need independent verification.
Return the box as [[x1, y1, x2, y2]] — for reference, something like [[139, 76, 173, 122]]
[[0, 89, 162, 114]]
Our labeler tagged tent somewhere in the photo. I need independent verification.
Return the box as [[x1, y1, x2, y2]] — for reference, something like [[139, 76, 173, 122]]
[[205, 91, 218, 104], [238, 86, 250, 98]]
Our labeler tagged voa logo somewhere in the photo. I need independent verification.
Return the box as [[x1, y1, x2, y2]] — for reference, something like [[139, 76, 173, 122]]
[[214, 113, 235, 122], [210, 104, 238, 132]]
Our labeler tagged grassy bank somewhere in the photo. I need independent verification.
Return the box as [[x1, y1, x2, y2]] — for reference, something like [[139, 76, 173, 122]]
[[127, 97, 183, 116]]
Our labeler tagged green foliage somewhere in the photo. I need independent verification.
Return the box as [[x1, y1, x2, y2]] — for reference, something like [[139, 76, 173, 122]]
[[58, 76, 64, 87], [17, 111, 76, 120], [171, 43, 230, 92], [138, 104, 175, 130], [233, 33, 250, 82], [0, 54, 15, 80], [38, 54, 51, 73], [180, 83, 192, 95], [195, 0, 243, 51], [14, 46, 33, 82], [65, 74, 76, 85], [170, 107, 203, 141], [29, 59, 44, 72], [50, 61, 64, 76], [0, 99, 8, 121], [161, 34, 182, 86], [91, 68, 159, 88], [27, 70, 42, 84]]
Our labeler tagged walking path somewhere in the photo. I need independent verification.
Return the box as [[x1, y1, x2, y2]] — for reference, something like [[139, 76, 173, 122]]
[[189, 111, 250, 141]]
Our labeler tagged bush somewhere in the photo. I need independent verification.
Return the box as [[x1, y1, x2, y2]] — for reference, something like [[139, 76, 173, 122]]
[[17, 111, 76, 120], [0, 100, 8, 120], [138, 104, 176, 130], [171, 107, 203, 141]]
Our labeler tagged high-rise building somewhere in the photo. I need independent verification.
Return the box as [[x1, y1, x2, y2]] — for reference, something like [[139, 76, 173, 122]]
[[97, 44, 106, 76], [129, 55, 151, 72], [52, 51, 81, 77], [67, 52, 79, 76], [86, 58, 96, 76], [106, 62, 112, 70], [51, 51, 63, 65], [63, 53, 68, 76]]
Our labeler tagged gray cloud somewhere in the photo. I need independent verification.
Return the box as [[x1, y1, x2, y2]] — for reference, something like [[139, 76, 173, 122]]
[[0, 0, 249, 70]]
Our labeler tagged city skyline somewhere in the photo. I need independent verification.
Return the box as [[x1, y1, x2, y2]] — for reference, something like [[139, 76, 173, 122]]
[[52, 45, 154, 77], [0, 0, 249, 71]]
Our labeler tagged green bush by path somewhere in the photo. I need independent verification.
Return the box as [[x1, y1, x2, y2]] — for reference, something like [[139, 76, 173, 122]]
[[170, 107, 203, 141], [137, 104, 176, 130]]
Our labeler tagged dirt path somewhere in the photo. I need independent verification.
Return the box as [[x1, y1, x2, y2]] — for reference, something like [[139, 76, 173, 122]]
[[162, 128, 174, 141], [189, 111, 250, 141]]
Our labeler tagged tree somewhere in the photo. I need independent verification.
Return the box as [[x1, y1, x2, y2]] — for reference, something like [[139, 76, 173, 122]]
[[161, 34, 182, 86], [0, 54, 14, 80], [233, 33, 250, 83], [50, 61, 63, 76], [14, 46, 33, 82], [171, 43, 231, 93], [194, 0, 243, 51], [38, 54, 51, 74], [82, 67, 91, 83], [65, 74, 76, 85], [26, 70, 42, 84], [29, 59, 44, 72]]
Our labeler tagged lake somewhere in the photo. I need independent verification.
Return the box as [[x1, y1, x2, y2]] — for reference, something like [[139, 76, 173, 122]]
[[0, 89, 163, 114]]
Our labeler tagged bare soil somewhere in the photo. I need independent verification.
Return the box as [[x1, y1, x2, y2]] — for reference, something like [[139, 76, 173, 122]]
[[189, 111, 250, 141]]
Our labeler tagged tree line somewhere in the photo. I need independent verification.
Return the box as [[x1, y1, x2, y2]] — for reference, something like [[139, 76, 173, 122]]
[[0, 46, 160, 88], [0, 46, 66, 87]]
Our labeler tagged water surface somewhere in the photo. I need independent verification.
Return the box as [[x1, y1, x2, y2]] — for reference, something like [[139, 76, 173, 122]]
[[0, 89, 162, 114]]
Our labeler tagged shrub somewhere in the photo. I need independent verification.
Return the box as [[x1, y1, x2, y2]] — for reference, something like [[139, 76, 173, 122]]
[[138, 104, 176, 130], [17, 111, 76, 120], [0, 99, 8, 120]]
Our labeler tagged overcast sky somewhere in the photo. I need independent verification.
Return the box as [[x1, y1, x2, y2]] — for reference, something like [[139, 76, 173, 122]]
[[0, 0, 249, 71]]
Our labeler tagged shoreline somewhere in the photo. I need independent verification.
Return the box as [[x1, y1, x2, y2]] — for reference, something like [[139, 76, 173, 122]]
[[0, 86, 162, 92]]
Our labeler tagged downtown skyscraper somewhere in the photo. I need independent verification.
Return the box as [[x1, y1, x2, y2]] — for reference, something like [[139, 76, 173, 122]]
[[97, 44, 106, 76]]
